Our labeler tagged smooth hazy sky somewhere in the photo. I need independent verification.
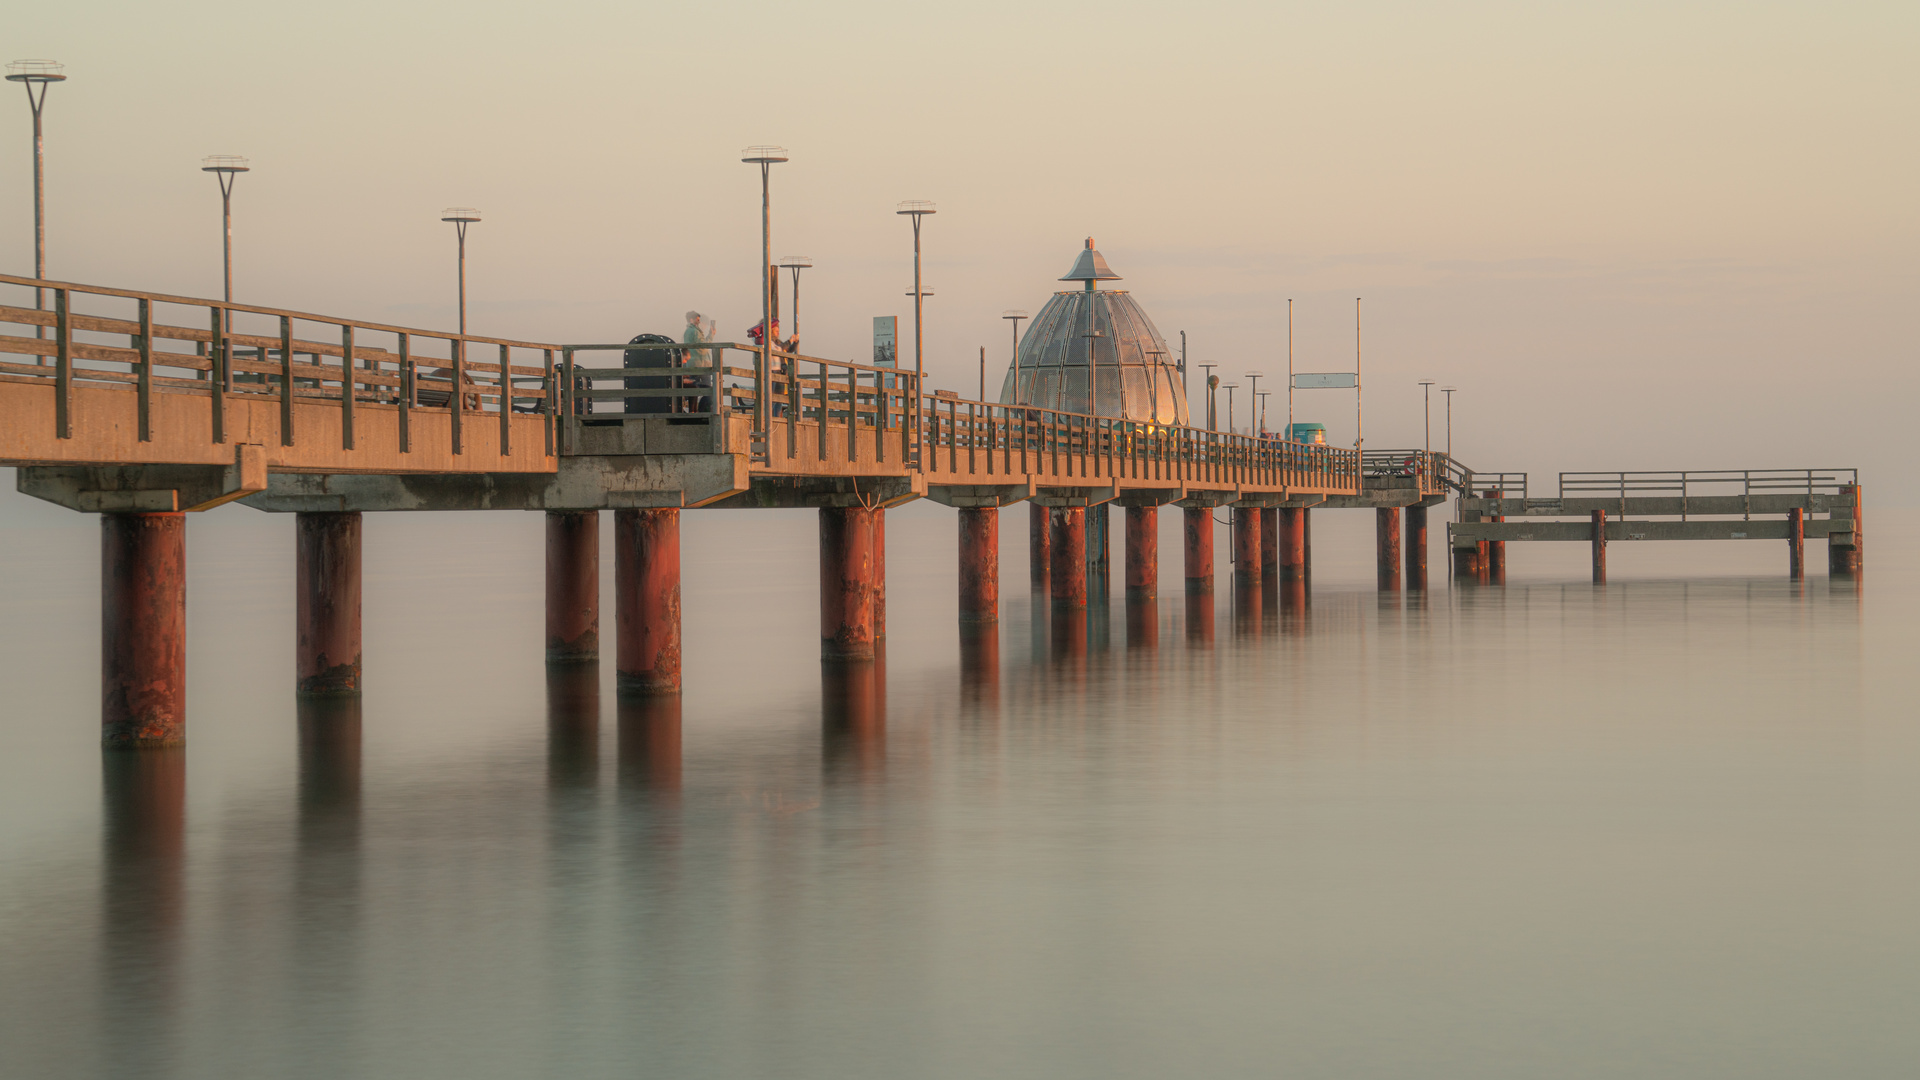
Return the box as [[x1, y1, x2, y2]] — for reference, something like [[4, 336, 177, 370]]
[[6, 0, 1915, 496]]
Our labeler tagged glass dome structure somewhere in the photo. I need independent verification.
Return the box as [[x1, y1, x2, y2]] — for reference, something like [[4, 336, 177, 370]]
[[996, 239, 1189, 426]]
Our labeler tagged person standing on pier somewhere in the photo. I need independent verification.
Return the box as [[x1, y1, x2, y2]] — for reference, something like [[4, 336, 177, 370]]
[[682, 310, 714, 414]]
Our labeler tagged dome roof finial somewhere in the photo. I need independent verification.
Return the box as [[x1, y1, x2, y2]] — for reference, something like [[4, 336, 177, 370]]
[[1059, 238, 1122, 283]]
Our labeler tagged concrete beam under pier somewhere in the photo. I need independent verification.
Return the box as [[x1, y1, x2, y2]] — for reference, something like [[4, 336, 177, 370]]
[[1453, 518, 1857, 543], [241, 454, 750, 512]]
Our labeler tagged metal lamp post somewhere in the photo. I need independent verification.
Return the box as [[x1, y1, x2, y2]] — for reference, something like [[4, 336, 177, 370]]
[[1419, 379, 1435, 455], [1286, 298, 1294, 440], [1223, 383, 1238, 435], [778, 256, 811, 344], [896, 201, 935, 466], [1002, 309, 1027, 404], [8, 59, 64, 364], [743, 147, 788, 451], [1442, 386, 1456, 459], [1198, 363, 1218, 429], [1256, 391, 1270, 438], [203, 156, 251, 331], [1245, 373, 1263, 434], [440, 207, 481, 335]]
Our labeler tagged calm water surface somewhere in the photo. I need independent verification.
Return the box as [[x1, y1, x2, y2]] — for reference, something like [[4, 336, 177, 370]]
[[1, 491, 1914, 1078]]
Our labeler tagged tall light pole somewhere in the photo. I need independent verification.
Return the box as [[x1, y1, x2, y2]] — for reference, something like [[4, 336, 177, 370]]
[[1256, 391, 1270, 438], [896, 200, 935, 467], [440, 207, 481, 335], [1286, 299, 1294, 440], [1419, 379, 1435, 454], [1245, 372, 1263, 434], [8, 60, 63, 365], [203, 156, 251, 331], [1223, 383, 1238, 435], [1442, 386, 1456, 459], [1354, 297, 1363, 455], [1198, 363, 1218, 430], [1002, 309, 1027, 404], [778, 256, 811, 344], [743, 147, 788, 451]]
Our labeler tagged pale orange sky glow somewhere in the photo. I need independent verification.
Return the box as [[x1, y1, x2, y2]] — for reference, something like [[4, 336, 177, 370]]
[[6, 0, 1915, 493]]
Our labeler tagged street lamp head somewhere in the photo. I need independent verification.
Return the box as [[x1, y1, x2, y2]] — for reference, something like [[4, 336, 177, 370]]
[[1419, 379, 1436, 387], [1002, 309, 1028, 321], [441, 207, 481, 224], [1442, 385, 1457, 393], [201, 155, 250, 174], [896, 200, 936, 217], [741, 145, 788, 164], [777, 256, 812, 270], [5, 59, 65, 84]]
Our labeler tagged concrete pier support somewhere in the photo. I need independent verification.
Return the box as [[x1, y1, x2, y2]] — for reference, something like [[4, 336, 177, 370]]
[[1830, 484, 1862, 576], [958, 506, 999, 623], [544, 510, 599, 663], [1029, 503, 1050, 589], [296, 512, 363, 696], [102, 513, 187, 747], [1125, 506, 1157, 602], [1049, 507, 1087, 609], [1184, 506, 1213, 595], [1591, 509, 1608, 584], [818, 506, 879, 661], [615, 508, 682, 695], [1375, 507, 1402, 591], [1789, 507, 1805, 579], [1232, 508, 1262, 588], [1405, 504, 1428, 590], [1278, 507, 1306, 583]]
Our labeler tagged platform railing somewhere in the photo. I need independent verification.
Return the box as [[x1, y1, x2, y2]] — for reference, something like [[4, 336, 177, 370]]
[[1439, 455, 1528, 498], [1559, 469, 1859, 499], [0, 273, 556, 458]]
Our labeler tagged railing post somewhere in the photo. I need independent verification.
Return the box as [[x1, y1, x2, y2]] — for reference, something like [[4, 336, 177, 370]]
[[135, 297, 154, 442], [53, 287, 71, 438], [339, 324, 355, 451], [278, 314, 294, 446], [451, 335, 465, 455], [209, 305, 227, 443], [543, 349, 555, 458], [397, 334, 412, 454], [560, 346, 575, 455], [498, 344, 512, 457]]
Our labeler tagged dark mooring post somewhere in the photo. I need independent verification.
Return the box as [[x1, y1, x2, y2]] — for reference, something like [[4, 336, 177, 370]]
[[958, 506, 999, 623], [1788, 507, 1805, 579], [1830, 484, 1863, 576], [296, 512, 363, 696], [1375, 507, 1402, 591], [615, 508, 682, 694], [1125, 505, 1157, 602], [545, 510, 599, 663], [819, 506, 878, 661], [1029, 503, 1050, 590], [1483, 489, 1506, 584], [102, 513, 187, 747], [1278, 507, 1306, 583], [1591, 509, 1608, 584], [1184, 505, 1214, 595], [1050, 507, 1087, 608], [1405, 503, 1428, 590], [1232, 507, 1261, 588]]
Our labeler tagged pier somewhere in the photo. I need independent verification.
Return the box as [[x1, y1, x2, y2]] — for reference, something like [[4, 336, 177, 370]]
[[0, 272, 1861, 747]]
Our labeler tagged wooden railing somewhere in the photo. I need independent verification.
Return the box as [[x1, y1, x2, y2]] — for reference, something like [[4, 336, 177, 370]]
[[0, 273, 557, 457]]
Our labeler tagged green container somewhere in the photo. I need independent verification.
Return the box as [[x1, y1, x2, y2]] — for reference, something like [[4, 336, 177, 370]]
[[1288, 422, 1326, 445]]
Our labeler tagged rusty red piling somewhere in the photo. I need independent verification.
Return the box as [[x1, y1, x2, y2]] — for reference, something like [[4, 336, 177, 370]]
[[615, 508, 682, 694], [1375, 507, 1402, 591], [1125, 505, 1157, 602], [617, 695, 683, 795], [1278, 507, 1306, 583], [1261, 508, 1278, 579], [296, 511, 362, 696], [818, 506, 878, 661], [1184, 506, 1213, 596], [1591, 509, 1608, 584], [544, 510, 599, 663], [874, 509, 888, 640], [1049, 507, 1087, 608], [1029, 503, 1050, 589], [958, 506, 999, 623], [1233, 507, 1262, 588], [1405, 503, 1428, 590], [102, 513, 186, 746]]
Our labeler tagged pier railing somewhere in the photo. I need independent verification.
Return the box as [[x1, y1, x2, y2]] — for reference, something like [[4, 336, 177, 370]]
[[1559, 469, 1859, 500], [1439, 455, 1528, 498], [0, 273, 557, 460]]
